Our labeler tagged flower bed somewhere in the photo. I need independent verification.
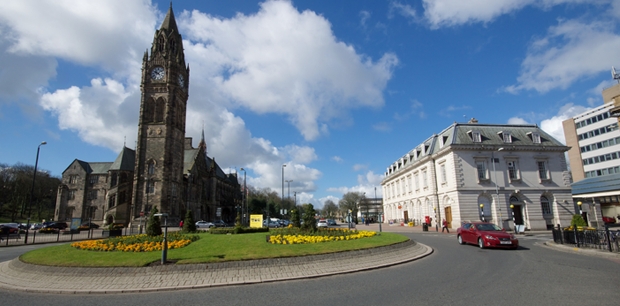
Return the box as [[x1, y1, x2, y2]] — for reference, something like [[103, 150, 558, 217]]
[[267, 228, 376, 244], [71, 232, 199, 252]]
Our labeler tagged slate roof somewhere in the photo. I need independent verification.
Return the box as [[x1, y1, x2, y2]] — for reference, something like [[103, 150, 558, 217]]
[[109, 147, 135, 171], [385, 121, 569, 177]]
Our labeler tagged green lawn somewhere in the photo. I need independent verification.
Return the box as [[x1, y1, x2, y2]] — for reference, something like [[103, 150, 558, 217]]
[[20, 232, 409, 267]]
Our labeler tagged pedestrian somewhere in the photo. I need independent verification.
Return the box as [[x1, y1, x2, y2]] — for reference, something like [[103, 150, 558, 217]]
[[442, 219, 449, 233], [179, 220, 184, 228]]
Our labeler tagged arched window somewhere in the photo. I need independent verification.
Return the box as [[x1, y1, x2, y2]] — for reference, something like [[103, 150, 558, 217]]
[[144, 98, 155, 122], [147, 161, 155, 175], [170, 39, 177, 54], [540, 196, 551, 215]]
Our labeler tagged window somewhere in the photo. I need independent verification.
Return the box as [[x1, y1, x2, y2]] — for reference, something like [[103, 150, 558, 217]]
[[89, 175, 98, 184], [537, 161, 549, 180], [471, 131, 481, 143], [422, 170, 428, 188], [476, 160, 487, 180], [147, 181, 155, 194], [499, 131, 512, 143], [69, 175, 78, 184], [148, 161, 155, 175], [118, 191, 126, 204], [111, 173, 118, 187], [532, 133, 541, 144], [507, 161, 519, 180], [440, 164, 447, 184], [540, 196, 551, 215], [68, 190, 76, 200], [414, 173, 419, 190], [88, 190, 98, 200]]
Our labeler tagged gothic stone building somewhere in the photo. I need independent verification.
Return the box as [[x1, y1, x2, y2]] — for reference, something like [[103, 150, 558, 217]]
[[54, 6, 241, 227]]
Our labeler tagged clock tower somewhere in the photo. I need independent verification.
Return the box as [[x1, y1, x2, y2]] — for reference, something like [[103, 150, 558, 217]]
[[133, 4, 189, 220]]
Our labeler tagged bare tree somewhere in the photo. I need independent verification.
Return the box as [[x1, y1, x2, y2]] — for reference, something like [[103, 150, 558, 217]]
[[321, 200, 338, 219], [338, 192, 365, 223]]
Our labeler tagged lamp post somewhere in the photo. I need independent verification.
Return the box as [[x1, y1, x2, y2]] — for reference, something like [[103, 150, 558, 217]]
[[240, 168, 246, 226], [25, 141, 46, 244], [154, 213, 168, 264], [348, 209, 352, 230], [285, 180, 293, 200], [375, 187, 382, 233], [434, 207, 438, 232], [277, 164, 285, 225], [480, 204, 485, 222], [510, 204, 516, 234], [492, 148, 504, 227]]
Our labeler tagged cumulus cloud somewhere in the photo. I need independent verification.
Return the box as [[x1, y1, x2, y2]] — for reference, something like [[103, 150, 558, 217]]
[[539, 103, 590, 144], [327, 170, 384, 197], [505, 19, 620, 94], [181, 0, 398, 141], [0, 0, 399, 198]]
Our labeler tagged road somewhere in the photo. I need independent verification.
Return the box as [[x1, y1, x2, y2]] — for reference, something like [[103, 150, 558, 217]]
[[1, 231, 619, 305]]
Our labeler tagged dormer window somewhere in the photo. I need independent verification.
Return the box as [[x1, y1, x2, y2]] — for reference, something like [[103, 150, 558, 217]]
[[527, 132, 541, 144], [498, 131, 512, 143], [468, 130, 482, 143]]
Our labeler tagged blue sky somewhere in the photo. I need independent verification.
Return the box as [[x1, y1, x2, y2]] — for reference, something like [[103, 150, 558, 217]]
[[1, 0, 619, 208]]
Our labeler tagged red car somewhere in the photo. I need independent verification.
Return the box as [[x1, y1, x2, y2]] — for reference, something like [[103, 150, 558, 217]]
[[457, 222, 519, 249]]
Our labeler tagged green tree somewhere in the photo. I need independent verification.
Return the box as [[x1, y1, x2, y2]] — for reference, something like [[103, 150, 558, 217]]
[[290, 207, 301, 227], [146, 206, 162, 236], [301, 203, 317, 231], [570, 214, 587, 227], [183, 210, 196, 233]]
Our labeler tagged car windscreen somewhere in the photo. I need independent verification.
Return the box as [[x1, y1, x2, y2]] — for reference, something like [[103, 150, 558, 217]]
[[476, 224, 501, 231]]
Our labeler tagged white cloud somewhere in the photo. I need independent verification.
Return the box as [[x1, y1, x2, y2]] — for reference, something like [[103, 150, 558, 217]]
[[353, 164, 367, 171], [326, 170, 384, 197], [507, 117, 530, 125], [539, 103, 590, 144], [181, 0, 398, 141], [505, 19, 620, 94], [331, 156, 343, 163], [420, 0, 599, 29], [389, 1, 419, 21], [0, 0, 401, 201]]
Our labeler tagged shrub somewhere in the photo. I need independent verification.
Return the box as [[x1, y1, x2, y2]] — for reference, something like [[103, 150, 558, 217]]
[[182, 210, 197, 233], [570, 214, 587, 227], [146, 207, 162, 236], [290, 208, 301, 228], [301, 204, 317, 231]]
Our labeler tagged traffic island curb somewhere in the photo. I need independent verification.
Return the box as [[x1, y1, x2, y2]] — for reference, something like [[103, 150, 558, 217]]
[[0, 239, 433, 294]]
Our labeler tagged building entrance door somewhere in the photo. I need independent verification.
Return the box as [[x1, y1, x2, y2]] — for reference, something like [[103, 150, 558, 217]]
[[403, 210, 409, 222], [444, 206, 452, 228]]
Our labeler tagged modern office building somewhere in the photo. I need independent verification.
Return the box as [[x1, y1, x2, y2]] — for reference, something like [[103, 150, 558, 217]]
[[382, 119, 574, 231], [563, 81, 620, 226]]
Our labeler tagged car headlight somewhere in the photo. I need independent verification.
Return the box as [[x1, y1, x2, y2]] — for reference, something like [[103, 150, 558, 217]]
[[483, 235, 497, 240], [510, 234, 516, 239]]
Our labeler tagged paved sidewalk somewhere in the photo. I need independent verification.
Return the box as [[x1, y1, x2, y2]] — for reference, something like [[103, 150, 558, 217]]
[[0, 239, 432, 294]]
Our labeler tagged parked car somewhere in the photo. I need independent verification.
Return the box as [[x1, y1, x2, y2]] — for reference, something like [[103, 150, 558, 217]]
[[278, 219, 290, 227], [79, 222, 100, 230], [263, 220, 281, 228], [0, 224, 19, 235], [42, 221, 68, 230], [195, 221, 215, 228], [602, 216, 617, 224], [457, 222, 519, 249], [213, 220, 229, 227], [317, 219, 328, 228], [30, 223, 43, 230], [327, 219, 337, 226]]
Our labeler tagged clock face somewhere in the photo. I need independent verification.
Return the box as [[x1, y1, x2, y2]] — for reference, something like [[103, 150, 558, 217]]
[[150, 66, 165, 80], [178, 74, 185, 87]]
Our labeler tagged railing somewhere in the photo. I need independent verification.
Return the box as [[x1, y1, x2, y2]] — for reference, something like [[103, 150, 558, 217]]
[[552, 225, 620, 253], [0, 226, 143, 247]]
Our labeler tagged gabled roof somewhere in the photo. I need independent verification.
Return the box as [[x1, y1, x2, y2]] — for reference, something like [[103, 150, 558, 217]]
[[89, 162, 113, 174], [571, 173, 620, 196], [109, 147, 135, 171]]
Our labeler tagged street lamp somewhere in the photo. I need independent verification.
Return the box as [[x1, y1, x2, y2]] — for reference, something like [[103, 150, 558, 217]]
[[434, 207, 438, 232], [492, 148, 504, 227], [285, 180, 293, 200], [154, 213, 168, 264], [375, 187, 382, 233], [277, 164, 285, 224], [348, 209, 352, 230], [25, 141, 46, 244], [240, 168, 246, 226], [510, 204, 516, 234], [479, 204, 485, 222]]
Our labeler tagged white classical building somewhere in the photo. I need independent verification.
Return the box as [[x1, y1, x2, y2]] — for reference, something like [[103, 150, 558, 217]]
[[381, 120, 575, 231]]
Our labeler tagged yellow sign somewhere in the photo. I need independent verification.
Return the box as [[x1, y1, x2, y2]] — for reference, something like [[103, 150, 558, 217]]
[[250, 214, 264, 228]]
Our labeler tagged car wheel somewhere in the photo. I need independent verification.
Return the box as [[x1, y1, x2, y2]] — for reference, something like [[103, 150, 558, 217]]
[[478, 237, 485, 249], [457, 235, 465, 245]]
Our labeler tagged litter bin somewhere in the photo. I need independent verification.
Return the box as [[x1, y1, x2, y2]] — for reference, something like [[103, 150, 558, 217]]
[[422, 223, 428, 232]]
